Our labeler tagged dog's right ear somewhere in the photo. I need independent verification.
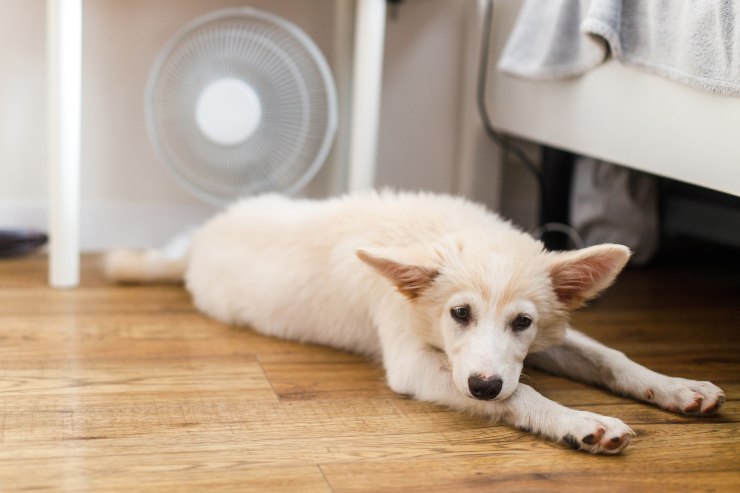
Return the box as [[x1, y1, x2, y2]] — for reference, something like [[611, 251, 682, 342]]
[[356, 248, 438, 300]]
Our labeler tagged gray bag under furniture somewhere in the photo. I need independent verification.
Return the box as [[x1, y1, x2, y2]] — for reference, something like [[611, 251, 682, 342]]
[[569, 157, 659, 265]]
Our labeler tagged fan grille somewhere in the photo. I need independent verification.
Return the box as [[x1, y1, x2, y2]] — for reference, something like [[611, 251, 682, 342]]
[[146, 8, 338, 204]]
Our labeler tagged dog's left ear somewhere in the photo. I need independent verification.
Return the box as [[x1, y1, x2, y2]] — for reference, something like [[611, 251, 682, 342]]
[[548, 244, 631, 310], [356, 248, 438, 300]]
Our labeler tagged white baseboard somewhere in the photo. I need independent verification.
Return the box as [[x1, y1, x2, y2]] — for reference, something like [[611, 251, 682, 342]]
[[0, 200, 216, 251]]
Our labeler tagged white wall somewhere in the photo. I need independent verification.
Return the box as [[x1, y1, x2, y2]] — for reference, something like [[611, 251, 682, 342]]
[[0, 0, 502, 250], [0, 0, 47, 204], [377, 0, 503, 208], [377, 0, 464, 192]]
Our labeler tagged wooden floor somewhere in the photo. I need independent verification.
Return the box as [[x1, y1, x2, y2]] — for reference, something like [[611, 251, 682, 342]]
[[0, 253, 738, 492]]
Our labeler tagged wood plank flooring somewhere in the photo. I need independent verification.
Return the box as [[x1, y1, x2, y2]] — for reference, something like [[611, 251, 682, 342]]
[[0, 253, 738, 492]]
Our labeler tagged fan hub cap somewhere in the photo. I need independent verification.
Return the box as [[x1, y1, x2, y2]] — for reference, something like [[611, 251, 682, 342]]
[[195, 77, 262, 146]]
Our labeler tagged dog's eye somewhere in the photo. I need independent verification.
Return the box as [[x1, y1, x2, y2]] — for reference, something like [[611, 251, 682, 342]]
[[450, 305, 471, 324], [511, 314, 533, 332]]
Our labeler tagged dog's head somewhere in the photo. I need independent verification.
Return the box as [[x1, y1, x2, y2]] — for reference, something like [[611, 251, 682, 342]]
[[357, 239, 630, 402]]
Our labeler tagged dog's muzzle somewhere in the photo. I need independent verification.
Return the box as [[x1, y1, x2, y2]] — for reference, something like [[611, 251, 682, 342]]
[[468, 374, 503, 400]]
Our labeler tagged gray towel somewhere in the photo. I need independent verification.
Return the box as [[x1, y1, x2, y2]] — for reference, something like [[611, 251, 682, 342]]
[[498, 0, 740, 97]]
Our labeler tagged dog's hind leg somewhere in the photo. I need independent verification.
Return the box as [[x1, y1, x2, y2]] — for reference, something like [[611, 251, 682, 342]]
[[105, 229, 193, 284], [526, 327, 725, 415], [379, 328, 632, 454]]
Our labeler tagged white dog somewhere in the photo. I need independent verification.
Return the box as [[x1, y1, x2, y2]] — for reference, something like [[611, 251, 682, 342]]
[[106, 191, 725, 454]]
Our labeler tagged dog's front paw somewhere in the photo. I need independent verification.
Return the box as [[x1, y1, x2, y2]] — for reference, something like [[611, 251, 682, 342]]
[[559, 412, 634, 454], [646, 378, 725, 415]]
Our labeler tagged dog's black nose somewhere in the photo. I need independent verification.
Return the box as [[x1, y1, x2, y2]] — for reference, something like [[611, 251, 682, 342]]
[[468, 374, 503, 400]]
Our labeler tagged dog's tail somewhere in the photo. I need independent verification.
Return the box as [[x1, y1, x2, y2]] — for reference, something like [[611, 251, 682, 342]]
[[104, 230, 192, 284]]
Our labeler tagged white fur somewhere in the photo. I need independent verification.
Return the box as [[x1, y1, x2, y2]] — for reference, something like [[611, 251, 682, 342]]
[[106, 191, 725, 454]]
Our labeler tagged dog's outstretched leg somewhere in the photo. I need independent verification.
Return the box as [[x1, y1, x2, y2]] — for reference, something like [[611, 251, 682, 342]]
[[499, 384, 634, 454], [380, 329, 633, 454], [526, 328, 726, 415]]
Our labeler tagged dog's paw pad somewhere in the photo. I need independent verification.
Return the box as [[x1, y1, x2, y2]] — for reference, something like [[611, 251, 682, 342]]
[[603, 433, 629, 451], [683, 394, 703, 413], [561, 414, 632, 454], [581, 426, 605, 445], [682, 384, 724, 416], [701, 393, 725, 414]]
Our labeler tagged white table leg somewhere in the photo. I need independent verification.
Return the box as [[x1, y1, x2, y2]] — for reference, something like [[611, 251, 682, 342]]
[[347, 0, 386, 192], [47, 0, 82, 288]]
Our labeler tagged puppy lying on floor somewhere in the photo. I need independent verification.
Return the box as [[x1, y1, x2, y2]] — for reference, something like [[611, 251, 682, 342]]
[[106, 191, 725, 454]]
